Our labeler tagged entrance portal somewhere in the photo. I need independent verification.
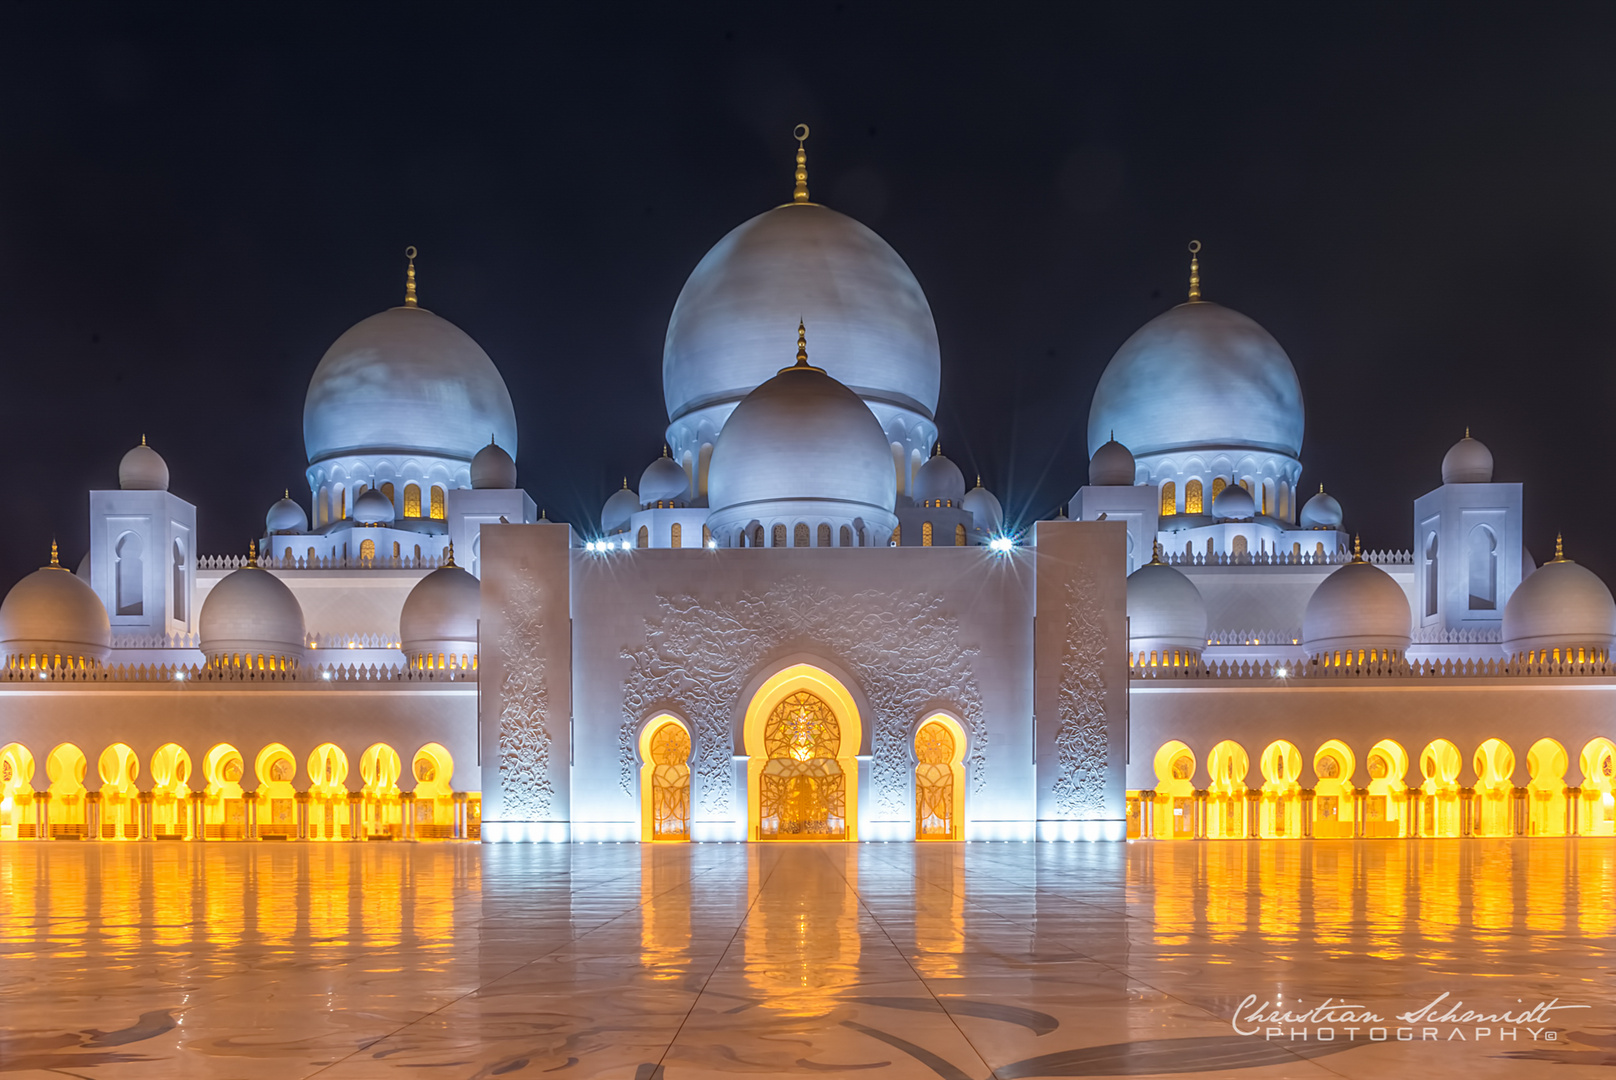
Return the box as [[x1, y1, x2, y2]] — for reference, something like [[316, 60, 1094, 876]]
[[744, 665, 863, 842]]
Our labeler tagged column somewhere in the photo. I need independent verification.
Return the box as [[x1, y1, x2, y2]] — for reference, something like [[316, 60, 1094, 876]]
[[348, 791, 363, 841], [190, 791, 206, 840], [401, 792, 417, 841], [1142, 790, 1156, 840], [35, 791, 50, 840], [86, 790, 103, 840], [1512, 787, 1527, 837], [1192, 789, 1207, 840], [1569, 785, 1582, 836], [1459, 787, 1474, 837], [1246, 790, 1261, 839], [138, 791, 154, 840], [1352, 786, 1366, 839], [453, 792, 468, 841], [1300, 788, 1315, 839], [295, 791, 310, 840]]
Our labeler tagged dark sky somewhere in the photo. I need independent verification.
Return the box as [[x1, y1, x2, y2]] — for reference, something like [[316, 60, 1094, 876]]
[[2, 2, 1614, 589]]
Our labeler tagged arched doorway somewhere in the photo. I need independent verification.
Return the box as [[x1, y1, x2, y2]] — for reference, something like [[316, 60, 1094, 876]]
[[1526, 738, 1568, 836], [1364, 739, 1409, 837], [1420, 739, 1462, 837], [306, 743, 349, 840], [639, 717, 691, 842], [743, 665, 862, 841], [1311, 740, 1355, 839], [1152, 741, 1196, 839], [1472, 738, 1516, 837], [203, 744, 246, 839], [1579, 738, 1616, 836], [359, 744, 402, 839], [47, 744, 88, 839], [412, 744, 456, 840], [914, 715, 966, 840], [150, 743, 192, 840], [97, 743, 140, 839], [1206, 740, 1249, 838], [1259, 741, 1303, 838], [0, 744, 36, 840], [255, 744, 299, 839]]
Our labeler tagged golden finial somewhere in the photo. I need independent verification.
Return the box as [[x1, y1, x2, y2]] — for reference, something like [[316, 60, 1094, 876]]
[[1553, 532, 1566, 562], [662, 445, 670, 458], [621, 476, 628, 490], [540, 508, 549, 520], [792, 124, 811, 203], [1465, 426, 1470, 439], [404, 246, 419, 308], [1351, 534, 1363, 563], [933, 442, 941, 458], [141, 434, 147, 446], [1319, 483, 1324, 493], [247, 539, 258, 568], [284, 489, 290, 499], [1187, 240, 1202, 302], [782, 319, 823, 373], [445, 540, 456, 568], [49, 539, 60, 569], [1150, 540, 1163, 565], [975, 474, 982, 488]]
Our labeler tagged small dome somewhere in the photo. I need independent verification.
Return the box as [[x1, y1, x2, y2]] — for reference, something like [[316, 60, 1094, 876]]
[[1302, 553, 1412, 658], [639, 452, 690, 507], [962, 479, 1004, 536], [706, 331, 897, 536], [266, 493, 308, 534], [1088, 435, 1136, 487], [1502, 542, 1616, 660], [1442, 433, 1493, 484], [0, 551, 111, 668], [1212, 483, 1256, 520], [1127, 557, 1207, 659], [400, 561, 480, 667], [470, 439, 517, 490], [1299, 486, 1343, 529], [352, 488, 396, 524], [119, 439, 169, 491], [199, 561, 305, 667], [913, 449, 966, 506], [601, 481, 639, 534]]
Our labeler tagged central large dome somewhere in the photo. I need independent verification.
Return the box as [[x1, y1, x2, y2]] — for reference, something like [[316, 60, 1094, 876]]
[[304, 306, 518, 466], [1088, 301, 1304, 461], [664, 204, 940, 429]]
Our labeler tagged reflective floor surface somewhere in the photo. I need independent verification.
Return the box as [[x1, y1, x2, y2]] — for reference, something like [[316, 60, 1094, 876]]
[[1, 840, 1614, 1078]]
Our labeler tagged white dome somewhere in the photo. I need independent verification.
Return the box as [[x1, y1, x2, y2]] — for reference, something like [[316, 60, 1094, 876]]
[[470, 439, 517, 490], [913, 450, 965, 505], [1302, 557, 1412, 658], [266, 494, 308, 534], [1299, 486, 1343, 529], [400, 562, 480, 664], [119, 440, 169, 491], [1088, 301, 1304, 462], [601, 481, 639, 535], [1502, 547, 1616, 660], [706, 340, 897, 536], [0, 554, 111, 667], [1088, 435, 1136, 487], [962, 480, 1003, 535], [639, 453, 690, 507], [1442, 434, 1493, 484], [664, 204, 939, 429], [1127, 559, 1208, 658], [199, 564, 305, 666], [304, 306, 517, 466], [352, 488, 396, 524], [1212, 483, 1256, 520]]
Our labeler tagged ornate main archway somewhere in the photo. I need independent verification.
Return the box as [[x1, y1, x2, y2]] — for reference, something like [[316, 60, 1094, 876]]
[[743, 665, 862, 841]]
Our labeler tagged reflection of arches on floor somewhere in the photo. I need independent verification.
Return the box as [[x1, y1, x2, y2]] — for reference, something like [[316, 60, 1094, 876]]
[[306, 743, 349, 840], [255, 743, 299, 838], [743, 664, 862, 842], [1472, 738, 1516, 837], [46, 743, 88, 839], [150, 743, 192, 839], [203, 743, 246, 839], [97, 743, 140, 839], [1420, 739, 1462, 837], [360, 743, 402, 839], [1526, 738, 1568, 836], [412, 743, 456, 839], [914, 714, 966, 840], [1152, 740, 1197, 839], [1207, 740, 1249, 838], [639, 717, 692, 842], [1312, 740, 1355, 838], [1259, 741, 1303, 838], [1364, 739, 1409, 838], [1579, 738, 1616, 836], [0, 743, 36, 840]]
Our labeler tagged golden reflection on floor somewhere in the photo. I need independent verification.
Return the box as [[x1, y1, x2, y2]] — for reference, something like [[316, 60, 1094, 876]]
[[0, 840, 1613, 1078]]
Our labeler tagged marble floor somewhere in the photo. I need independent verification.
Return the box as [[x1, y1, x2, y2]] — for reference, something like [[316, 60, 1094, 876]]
[[1, 841, 1613, 1079]]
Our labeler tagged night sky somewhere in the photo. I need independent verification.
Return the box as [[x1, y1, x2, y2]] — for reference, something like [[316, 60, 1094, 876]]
[[2, 3, 1613, 589]]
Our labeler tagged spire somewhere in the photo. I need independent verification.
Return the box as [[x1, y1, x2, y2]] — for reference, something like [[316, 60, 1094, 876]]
[[284, 489, 290, 499], [1319, 483, 1324, 494], [1187, 240, 1202, 302], [792, 123, 810, 203], [48, 539, 60, 569], [445, 540, 456, 568], [662, 445, 670, 458], [1465, 426, 1470, 439], [247, 539, 258, 568], [975, 474, 982, 489], [1553, 532, 1567, 562], [141, 434, 147, 447], [1150, 540, 1163, 565], [781, 319, 823, 373], [404, 246, 419, 308], [622, 476, 628, 490], [1351, 534, 1363, 563]]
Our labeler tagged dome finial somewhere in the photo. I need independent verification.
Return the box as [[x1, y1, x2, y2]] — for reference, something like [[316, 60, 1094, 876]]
[[1187, 240, 1202, 302], [792, 124, 811, 204], [445, 540, 456, 568], [1150, 539, 1163, 565], [247, 539, 258, 568], [1319, 483, 1324, 493], [404, 246, 419, 308], [662, 444, 670, 458], [285, 489, 290, 499], [49, 539, 60, 569], [1554, 532, 1566, 562], [1351, 534, 1363, 563], [622, 476, 628, 490], [782, 319, 823, 373], [141, 433, 147, 446]]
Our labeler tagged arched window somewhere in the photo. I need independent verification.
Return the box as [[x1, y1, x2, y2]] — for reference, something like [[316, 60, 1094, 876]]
[[759, 691, 845, 839], [1467, 525, 1497, 610], [922, 521, 934, 546], [670, 522, 682, 549], [753, 524, 765, 548], [955, 523, 967, 546], [840, 525, 852, 547], [115, 532, 144, 616], [403, 484, 422, 518], [1211, 477, 1227, 502], [172, 538, 186, 622], [337, 488, 346, 519], [1424, 532, 1439, 617], [392, 541, 401, 562], [644, 720, 691, 841], [794, 523, 810, 547], [359, 538, 376, 564], [1315, 541, 1325, 560], [430, 486, 446, 520], [413, 543, 422, 564], [817, 523, 831, 547], [1160, 480, 1176, 516], [381, 481, 395, 506], [1185, 479, 1204, 514], [1278, 481, 1291, 521], [318, 488, 330, 526], [1262, 479, 1274, 516], [1232, 534, 1249, 557], [636, 526, 649, 549], [772, 524, 787, 547], [857, 525, 867, 547], [915, 719, 961, 840], [306, 546, 316, 566]]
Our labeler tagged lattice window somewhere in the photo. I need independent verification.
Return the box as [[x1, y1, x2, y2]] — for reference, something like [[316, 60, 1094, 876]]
[[403, 484, 422, 518], [1160, 480, 1176, 516], [1185, 478, 1203, 514], [759, 691, 845, 839], [430, 486, 446, 520], [649, 722, 691, 841], [915, 720, 955, 839]]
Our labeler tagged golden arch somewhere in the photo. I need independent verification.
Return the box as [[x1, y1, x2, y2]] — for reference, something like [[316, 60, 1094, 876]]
[[203, 743, 247, 839], [0, 743, 35, 840], [1526, 737, 1568, 836], [256, 743, 299, 838], [1258, 740, 1303, 838], [1472, 737, 1516, 837], [45, 743, 88, 839], [150, 743, 192, 839], [97, 743, 140, 840], [1152, 740, 1196, 839], [1311, 739, 1355, 838], [1364, 738, 1409, 837], [360, 743, 403, 839], [412, 743, 456, 839], [1579, 738, 1616, 836], [1419, 738, 1463, 837], [639, 716, 692, 842], [743, 664, 862, 841], [306, 743, 349, 841], [914, 714, 966, 841], [1206, 739, 1248, 838]]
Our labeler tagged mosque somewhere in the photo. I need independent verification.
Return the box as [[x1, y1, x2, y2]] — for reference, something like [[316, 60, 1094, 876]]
[[0, 126, 1612, 846]]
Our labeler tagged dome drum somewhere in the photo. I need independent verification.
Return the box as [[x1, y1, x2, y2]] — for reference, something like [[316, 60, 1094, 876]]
[[400, 561, 480, 670], [1501, 550, 1616, 663], [1127, 559, 1208, 668], [198, 560, 306, 670], [0, 555, 112, 670], [1302, 556, 1412, 662]]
